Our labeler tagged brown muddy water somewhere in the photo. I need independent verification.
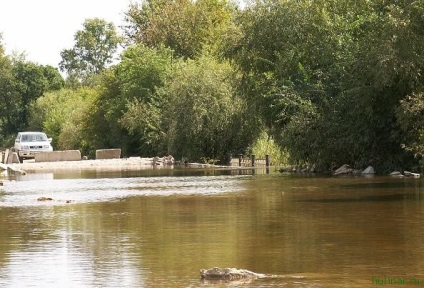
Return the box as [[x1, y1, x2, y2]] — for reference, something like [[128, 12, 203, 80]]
[[1, 168, 424, 287]]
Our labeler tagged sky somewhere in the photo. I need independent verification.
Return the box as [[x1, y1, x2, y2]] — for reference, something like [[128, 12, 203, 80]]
[[0, 0, 132, 68]]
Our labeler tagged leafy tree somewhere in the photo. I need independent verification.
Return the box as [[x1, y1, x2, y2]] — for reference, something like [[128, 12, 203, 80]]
[[231, 0, 424, 171], [123, 0, 237, 58], [0, 54, 18, 139], [59, 18, 121, 83], [29, 88, 98, 155], [117, 44, 173, 155], [41, 65, 65, 91], [162, 55, 258, 162], [0, 54, 64, 139]]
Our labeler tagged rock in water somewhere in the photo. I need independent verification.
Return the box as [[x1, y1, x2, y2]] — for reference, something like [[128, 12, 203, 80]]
[[362, 166, 375, 174], [200, 267, 266, 280]]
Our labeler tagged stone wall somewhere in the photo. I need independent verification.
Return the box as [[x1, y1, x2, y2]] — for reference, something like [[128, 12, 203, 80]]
[[35, 150, 81, 162]]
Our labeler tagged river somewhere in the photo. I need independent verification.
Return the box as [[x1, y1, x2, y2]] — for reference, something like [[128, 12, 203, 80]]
[[0, 168, 423, 287]]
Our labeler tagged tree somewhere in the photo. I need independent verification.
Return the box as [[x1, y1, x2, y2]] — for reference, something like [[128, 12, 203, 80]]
[[29, 88, 98, 155], [117, 44, 173, 155], [162, 55, 258, 162], [123, 0, 237, 58], [0, 54, 18, 139], [230, 0, 424, 171], [59, 18, 120, 82], [0, 54, 64, 139]]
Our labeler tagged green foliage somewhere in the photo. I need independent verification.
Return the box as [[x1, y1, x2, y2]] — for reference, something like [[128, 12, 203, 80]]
[[4, 0, 423, 173], [0, 54, 64, 139], [59, 18, 121, 83], [397, 93, 424, 166], [29, 88, 98, 156], [229, 0, 424, 172], [0, 55, 18, 138], [117, 44, 172, 101], [89, 45, 173, 156], [123, 0, 237, 58], [162, 55, 258, 162], [250, 131, 288, 166]]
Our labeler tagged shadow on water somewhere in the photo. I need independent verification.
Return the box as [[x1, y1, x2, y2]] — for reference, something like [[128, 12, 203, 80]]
[[338, 180, 423, 190], [293, 175, 424, 203], [298, 192, 420, 203]]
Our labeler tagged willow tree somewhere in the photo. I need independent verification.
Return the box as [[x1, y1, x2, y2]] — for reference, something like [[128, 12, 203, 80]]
[[161, 55, 258, 162]]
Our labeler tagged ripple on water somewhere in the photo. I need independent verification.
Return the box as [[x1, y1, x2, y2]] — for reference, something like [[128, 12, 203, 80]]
[[0, 175, 251, 207]]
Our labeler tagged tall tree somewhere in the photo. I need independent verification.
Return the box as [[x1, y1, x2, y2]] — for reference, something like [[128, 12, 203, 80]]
[[99, 44, 173, 156], [231, 0, 424, 171], [123, 0, 237, 58], [59, 18, 120, 82], [0, 54, 64, 139], [162, 55, 258, 161], [0, 54, 18, 138]]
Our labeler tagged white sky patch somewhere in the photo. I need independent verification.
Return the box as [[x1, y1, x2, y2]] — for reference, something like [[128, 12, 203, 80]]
[[0, 0, 131, 68]]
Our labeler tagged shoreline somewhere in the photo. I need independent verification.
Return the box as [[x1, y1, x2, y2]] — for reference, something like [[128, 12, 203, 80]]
[[9, 157, 165, 173], [5, 157, 256, 174]]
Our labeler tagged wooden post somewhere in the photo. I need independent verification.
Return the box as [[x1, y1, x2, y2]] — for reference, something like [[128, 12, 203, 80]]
[[238, 154, 243, 167], [251, 154, 255, 167], [265, 154, 270, 167]]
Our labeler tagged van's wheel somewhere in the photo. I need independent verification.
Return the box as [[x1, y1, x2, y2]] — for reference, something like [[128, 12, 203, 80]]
[[18, 156, 24, 163]]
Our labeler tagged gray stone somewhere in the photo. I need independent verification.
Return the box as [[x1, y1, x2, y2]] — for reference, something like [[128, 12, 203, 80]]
[[362, 166, 375, 174], [200, 267, 267, 281], [404, 171, 420, 178], [333, 164, 353, 175]]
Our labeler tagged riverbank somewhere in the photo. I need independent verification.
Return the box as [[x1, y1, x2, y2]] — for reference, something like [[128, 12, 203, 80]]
[[4, 157, 243, 174], [9, 157, 164, 173]]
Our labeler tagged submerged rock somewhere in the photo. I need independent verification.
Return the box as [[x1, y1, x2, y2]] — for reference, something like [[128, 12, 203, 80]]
[[200, 267, 266, 280], [37, 197, 53, 201]]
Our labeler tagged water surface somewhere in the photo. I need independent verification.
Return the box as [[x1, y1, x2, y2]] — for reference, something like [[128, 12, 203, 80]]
[[1, 169, 423, 287]]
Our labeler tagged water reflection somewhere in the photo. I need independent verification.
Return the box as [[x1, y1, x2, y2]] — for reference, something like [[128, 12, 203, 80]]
[[0, 173, 251, 207], [1, 172, 424, 287]]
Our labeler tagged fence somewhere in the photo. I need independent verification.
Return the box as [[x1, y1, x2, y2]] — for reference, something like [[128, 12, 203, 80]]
[[230, 154, 270, 167]]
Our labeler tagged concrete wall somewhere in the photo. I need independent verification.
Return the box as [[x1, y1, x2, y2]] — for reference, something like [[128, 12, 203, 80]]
[[35, 150, 81, 162], [96, 149, 121, 159], [7, 152, 20, 164], [2, 149, 19, 164]]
